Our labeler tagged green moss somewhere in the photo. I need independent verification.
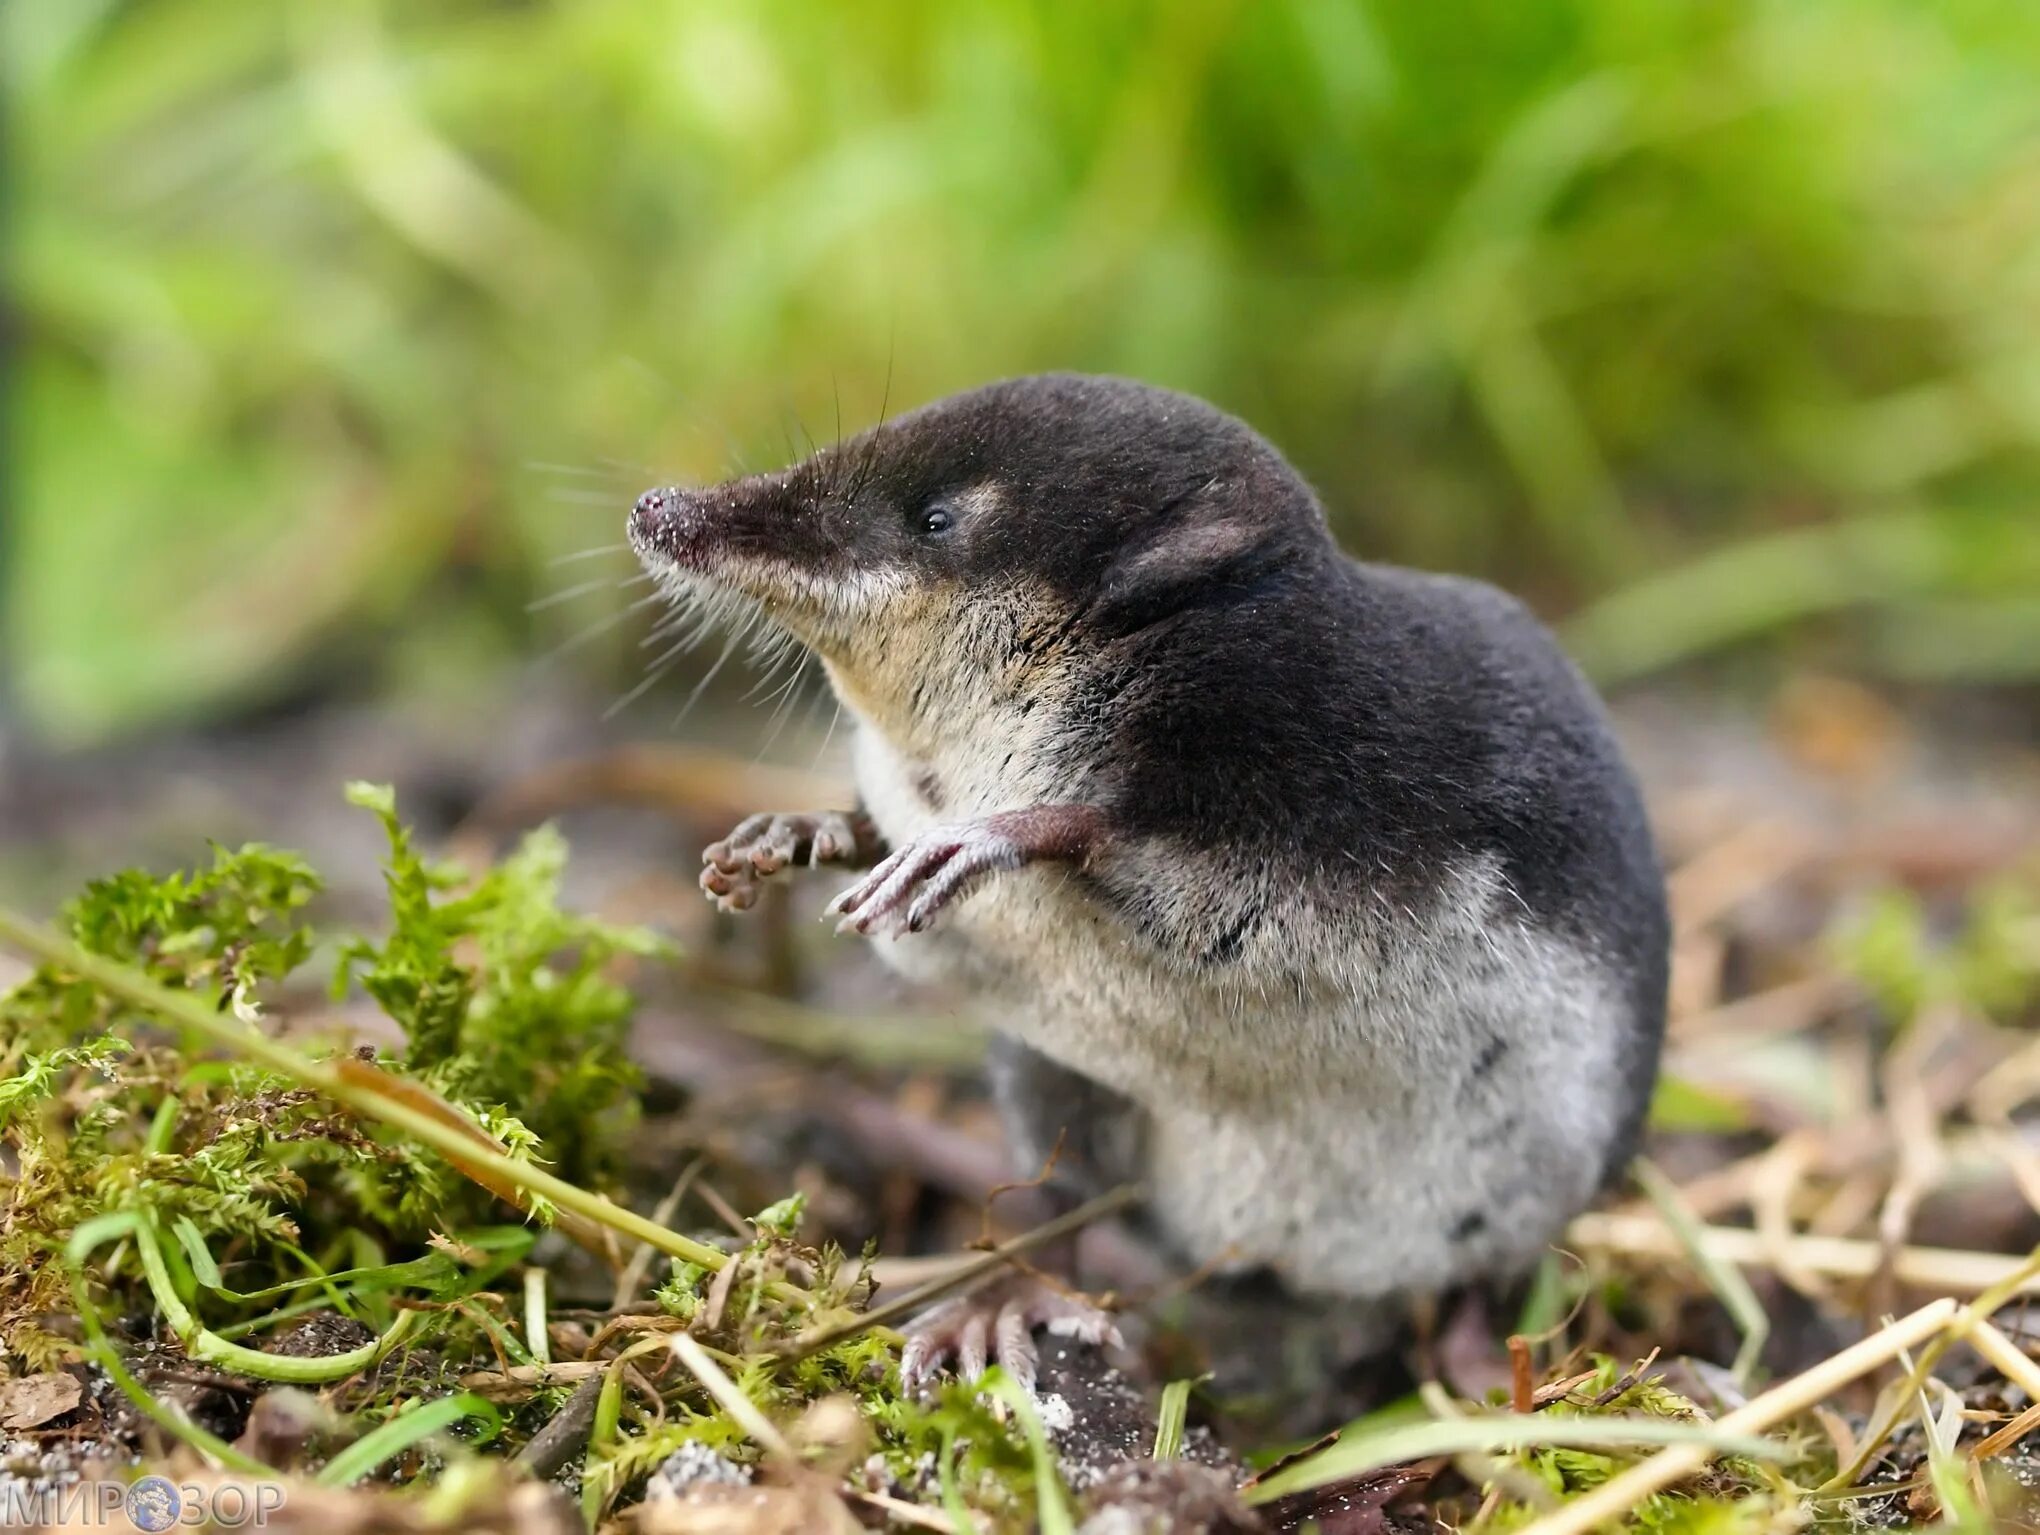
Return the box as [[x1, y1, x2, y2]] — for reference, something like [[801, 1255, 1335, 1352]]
[[1480, 1358, 1806, 1535], [0, 788, 655, 1366]]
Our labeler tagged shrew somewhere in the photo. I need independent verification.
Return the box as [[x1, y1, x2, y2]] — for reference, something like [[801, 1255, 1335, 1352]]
[[628, 373, 1668, 1393]]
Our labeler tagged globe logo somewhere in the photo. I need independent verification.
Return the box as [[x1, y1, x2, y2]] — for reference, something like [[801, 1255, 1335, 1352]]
[[125, 1475, 182, 1533]]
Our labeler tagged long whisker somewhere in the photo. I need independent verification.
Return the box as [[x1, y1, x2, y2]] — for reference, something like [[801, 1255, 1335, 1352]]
[[534, 588, 663, 667], [602, 641, 688, 722], [670, 632, 742, 728], [547, 543, 631, 567], [546, 486, 634, 509], [525, 460, 634, 480], [526, 573, 651, 613], [755, 650, 815, 757], [809, 692, 845, 772]]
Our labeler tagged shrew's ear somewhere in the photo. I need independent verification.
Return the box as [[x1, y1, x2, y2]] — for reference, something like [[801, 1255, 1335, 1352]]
[[1093, 485, 1280, 628]]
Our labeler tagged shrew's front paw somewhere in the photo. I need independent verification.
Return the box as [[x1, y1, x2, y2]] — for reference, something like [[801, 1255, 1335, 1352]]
[[700, 810, 872, 913], [826, 820, 1027, 937]]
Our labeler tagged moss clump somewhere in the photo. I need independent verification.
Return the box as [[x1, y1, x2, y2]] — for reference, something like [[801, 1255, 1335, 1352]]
[[0, 785, 657, 1372], [1480, 1358, 1806, 1535]]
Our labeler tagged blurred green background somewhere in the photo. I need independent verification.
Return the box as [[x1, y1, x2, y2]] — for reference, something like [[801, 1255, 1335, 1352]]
[[9, 0, 2040, 746]]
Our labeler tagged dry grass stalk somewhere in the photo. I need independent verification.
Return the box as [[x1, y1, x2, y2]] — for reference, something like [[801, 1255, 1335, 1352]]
[[1567, 1212, 2040, 1297]]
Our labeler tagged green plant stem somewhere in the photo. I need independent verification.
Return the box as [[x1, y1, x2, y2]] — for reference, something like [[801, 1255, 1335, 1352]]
[[1243, 1416, 1788, 1505], [126, 1213, 417, 1385], [0, 906, 805, 1302], [68, 1266, 276, 1477]]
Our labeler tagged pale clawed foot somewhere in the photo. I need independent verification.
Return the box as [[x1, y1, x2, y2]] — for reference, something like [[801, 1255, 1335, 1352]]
[[899, 1275, 1123, 1397], [701, 810, 867, 913], [827, 821, 1025, 937]]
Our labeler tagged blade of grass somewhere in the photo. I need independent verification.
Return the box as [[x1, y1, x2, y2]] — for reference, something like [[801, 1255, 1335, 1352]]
[[1567, 1210, 2040, 1296], [982, 1371, 1077, 1535], [669, 1333, 794, 1460], [937, 1426, 978, 1535], [1153, 1376, 1202, 1460], [1633, 1157, 1769, 1386], [74, 1212, 419, 1387], [212, 1231, 531, 1340], [316, 1393, 502, 1486], [1561, 508, 2024, 685], [1242, 1415, 1789, 1505], [118, 1212, 420, 1385], [1822, 1247, 2040, 1491], [64, 1252, 275, 1477], [579, 1362, 627, 1528]]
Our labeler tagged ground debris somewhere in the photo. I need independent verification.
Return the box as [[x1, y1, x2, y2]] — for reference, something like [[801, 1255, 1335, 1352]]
[[645, 1438, 754, 1499], [0, 1371, 84, 1431], [1037, 1333, 1239, 1494], [1079, 1459, 1264, 1534]]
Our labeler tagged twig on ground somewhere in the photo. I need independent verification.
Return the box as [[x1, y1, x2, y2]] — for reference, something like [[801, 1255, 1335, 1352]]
[[1580, 1348, 1663, 1410], [1507, 1337, 1534, 1414], [514, 1373, 606, 1479]]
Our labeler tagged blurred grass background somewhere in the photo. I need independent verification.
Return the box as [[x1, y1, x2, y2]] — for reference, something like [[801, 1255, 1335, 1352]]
[[7, 0, 2040, 745]]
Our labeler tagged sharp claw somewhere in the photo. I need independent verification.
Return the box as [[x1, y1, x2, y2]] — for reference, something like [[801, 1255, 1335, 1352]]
[[899, 1336, 933, 1390], [957, 1315, 991, 1382], [1044, 1311, 1123, 1349], [995, 1303, 1038, 1395]]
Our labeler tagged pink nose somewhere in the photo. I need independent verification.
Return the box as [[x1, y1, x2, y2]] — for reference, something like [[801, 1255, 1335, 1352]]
[[628, 486, 683, 546]]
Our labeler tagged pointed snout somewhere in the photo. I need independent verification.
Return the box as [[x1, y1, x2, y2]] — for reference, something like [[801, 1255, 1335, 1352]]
[[627, 484, 694, 559], [627, 467, 844, 608]]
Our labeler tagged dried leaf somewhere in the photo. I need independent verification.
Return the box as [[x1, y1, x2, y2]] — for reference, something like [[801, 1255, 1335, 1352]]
[[0, 1371, 84, 1430]]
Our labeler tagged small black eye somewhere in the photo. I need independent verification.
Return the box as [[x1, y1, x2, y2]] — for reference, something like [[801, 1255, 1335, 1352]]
[[920, 505, 954, 535]]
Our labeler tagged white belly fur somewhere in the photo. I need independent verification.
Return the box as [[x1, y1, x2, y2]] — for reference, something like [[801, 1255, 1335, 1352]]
[[849, 718, 1627, 1301]]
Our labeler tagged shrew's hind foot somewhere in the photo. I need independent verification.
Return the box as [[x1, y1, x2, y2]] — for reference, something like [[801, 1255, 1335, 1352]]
[[700, 810, 875, 913], [900, 1273, 1123, 1397]]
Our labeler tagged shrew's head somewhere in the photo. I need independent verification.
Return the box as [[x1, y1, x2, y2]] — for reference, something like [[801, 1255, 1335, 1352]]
[[628, 373, 1326, 738]]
